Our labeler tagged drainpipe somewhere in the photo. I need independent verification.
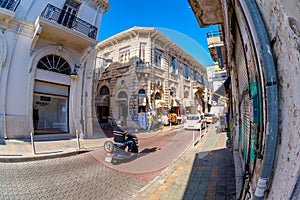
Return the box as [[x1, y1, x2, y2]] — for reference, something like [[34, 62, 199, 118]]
[[238, 0, 279, 199], [79, 46, 96, 139]]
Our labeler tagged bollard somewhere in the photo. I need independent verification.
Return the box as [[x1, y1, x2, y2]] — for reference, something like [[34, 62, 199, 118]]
[[76, 130, 80, 149], [193, 130, 195, 146], [200, 127, 202, 138], [30, 131, 36, 155]]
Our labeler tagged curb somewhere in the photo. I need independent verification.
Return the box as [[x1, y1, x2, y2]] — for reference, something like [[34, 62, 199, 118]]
[[0, 149, 90, 163]]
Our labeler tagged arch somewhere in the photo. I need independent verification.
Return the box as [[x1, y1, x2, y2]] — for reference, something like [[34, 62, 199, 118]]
[[96, 85, 110, 123], [138, 89, 147, 112], [154, 92, 161, 100], [37, 54, 71, 75], [100, 85, 109, 95], [27, 45, 78, 134], [117, 91, 128, 122]]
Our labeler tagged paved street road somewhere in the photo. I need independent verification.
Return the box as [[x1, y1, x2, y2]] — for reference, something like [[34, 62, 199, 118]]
[[0, 128, 197, 199]]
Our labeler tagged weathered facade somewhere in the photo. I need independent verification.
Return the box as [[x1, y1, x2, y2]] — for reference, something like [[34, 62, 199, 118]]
[[95, 27, 208, 129], [0, 0, 109, 139], [189, 0, 299, 199]]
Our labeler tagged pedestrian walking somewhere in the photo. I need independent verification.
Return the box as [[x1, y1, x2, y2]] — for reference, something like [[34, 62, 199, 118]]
[[147, 113, 154, 132]]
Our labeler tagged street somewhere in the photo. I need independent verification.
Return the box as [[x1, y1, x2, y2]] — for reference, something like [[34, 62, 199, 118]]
[[0, 126, 204, 199]]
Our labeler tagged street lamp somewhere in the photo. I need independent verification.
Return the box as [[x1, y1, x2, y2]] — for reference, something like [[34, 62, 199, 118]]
[[70, 64, 81, 79]]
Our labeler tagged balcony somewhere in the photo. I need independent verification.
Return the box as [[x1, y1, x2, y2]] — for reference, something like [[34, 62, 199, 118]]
[[188, 0, 224, 28], [136, 63, 151, 72], [192, 80, 205, 94], [0, 0, 20, 22], [206, 30, 226, 65], [36, 4, 98, 50], [135, 62, 151, 78]]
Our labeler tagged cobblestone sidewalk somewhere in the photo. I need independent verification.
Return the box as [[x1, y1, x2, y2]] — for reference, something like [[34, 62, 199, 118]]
[[134, 124, 236, 200]]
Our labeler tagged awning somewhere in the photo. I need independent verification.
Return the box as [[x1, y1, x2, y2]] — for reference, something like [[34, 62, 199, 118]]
[[183, 98, 195, 107], [212, 76, 231, 101], [155, 100, 168, 108]]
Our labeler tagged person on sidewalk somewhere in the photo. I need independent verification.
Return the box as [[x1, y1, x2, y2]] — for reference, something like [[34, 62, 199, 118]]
[[147, 113, 154, 132], [33, 106, 39, 130]]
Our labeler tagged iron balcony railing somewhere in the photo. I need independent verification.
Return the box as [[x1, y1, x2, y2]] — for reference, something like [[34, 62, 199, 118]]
[[0, 0, 20, 11], [192, 80, 205, 87], [136, 62, 151, 71], [207, 30, 223, 39], [40, 4, 98, 40]]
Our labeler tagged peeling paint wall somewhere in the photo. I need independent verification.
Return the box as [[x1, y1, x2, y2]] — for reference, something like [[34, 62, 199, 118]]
[[255, 0, 300, 198]]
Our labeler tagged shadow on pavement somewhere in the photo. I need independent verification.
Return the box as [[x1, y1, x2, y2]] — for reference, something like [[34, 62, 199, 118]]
[[183, 132, 236, 200], [182, 148, 236, 199], [139, 147, 158, 157]]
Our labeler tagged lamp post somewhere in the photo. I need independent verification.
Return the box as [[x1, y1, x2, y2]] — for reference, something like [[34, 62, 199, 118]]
[[70, 57, 112, 139]]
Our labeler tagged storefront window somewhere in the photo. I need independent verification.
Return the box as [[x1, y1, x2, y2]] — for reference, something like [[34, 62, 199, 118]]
[[33, 81, 69, 134]]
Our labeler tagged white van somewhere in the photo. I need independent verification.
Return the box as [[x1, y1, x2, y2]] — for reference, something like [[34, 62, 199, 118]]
[[184, 114, 206, 130]]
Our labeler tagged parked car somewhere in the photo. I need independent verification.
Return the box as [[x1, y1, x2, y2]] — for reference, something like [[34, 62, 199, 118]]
[[204, 113, 218, 124], [184, 114, 206, 130]]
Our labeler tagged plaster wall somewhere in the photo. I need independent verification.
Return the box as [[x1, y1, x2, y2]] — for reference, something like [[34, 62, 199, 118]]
[[255, 0, 300, 198]]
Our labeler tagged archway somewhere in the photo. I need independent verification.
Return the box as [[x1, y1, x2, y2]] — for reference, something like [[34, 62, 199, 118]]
[[96, 86, 110, 123], [117, 91, 128, 125], [33, 54, 71, 134]]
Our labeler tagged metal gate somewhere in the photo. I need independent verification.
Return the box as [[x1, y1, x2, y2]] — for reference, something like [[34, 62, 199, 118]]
[[234, 18, 262, 172], [235, 30, 251, 165]]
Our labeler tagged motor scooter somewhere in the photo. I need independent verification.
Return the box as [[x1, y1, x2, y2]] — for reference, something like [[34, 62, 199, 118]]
[[104, 129, 138, 165]]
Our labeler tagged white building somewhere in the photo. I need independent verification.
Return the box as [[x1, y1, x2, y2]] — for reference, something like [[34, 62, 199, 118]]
[[0, 0, 109, 139], [96, 27, 209, 128]]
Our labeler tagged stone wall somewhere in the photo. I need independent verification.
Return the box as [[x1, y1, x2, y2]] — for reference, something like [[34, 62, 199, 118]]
[[255, 0, 300, 198]]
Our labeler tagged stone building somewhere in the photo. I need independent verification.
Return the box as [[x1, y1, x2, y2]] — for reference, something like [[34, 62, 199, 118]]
[[0, 0, 109, 139], [95, 27, 208, 129], [189, 0, 300, 199]]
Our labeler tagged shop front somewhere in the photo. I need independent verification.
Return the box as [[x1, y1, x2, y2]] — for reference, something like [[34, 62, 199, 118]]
[[33, 81, 69, 134]]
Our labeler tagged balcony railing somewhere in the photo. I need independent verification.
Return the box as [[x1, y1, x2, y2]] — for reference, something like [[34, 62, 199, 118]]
[[207, 30, 224, 46], [40, 4, 98, 40], [136, 63, 151, 71], [0, 0, 20, 11], [193, 80, 205, 87]]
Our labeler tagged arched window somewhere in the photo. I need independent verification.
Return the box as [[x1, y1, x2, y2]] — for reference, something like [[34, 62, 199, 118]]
[[155, 92, 161, 100], [37, 54, 71, 75], [100, 86, 109, 95]]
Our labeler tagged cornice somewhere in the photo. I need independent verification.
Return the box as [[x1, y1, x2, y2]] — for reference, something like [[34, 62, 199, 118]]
[[90, 0, 109, 13], [97, 27, 206, 71]]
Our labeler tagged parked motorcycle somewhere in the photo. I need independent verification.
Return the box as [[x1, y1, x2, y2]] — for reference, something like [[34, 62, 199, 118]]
[[104, 128, 139, 165]]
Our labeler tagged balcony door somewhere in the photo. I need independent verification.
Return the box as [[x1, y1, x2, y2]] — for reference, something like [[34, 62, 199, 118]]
[[58, 0, 80, 28]]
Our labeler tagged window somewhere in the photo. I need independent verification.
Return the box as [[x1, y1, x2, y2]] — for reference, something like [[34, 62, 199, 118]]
[[119, 47, 130, 64], [184, 65, 190, 79], [155, 92, 161, 100], [58, 0, 80, 28], [194, 71, 199, 81], [139, 43, 146, 62], [37, 54, 71, 75], [154, 49, 162, 67], [201, 75, 206, 84], [184, 91, 189, 98], [33, 81, 69, 134], [171, 56, 177, 74]]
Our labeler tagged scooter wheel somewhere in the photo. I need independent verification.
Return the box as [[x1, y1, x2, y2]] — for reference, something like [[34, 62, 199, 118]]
[[104, 141, 114, 153]]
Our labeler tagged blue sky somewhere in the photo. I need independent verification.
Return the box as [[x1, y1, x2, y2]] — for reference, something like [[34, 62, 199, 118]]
[[98, 0, 217, 66]]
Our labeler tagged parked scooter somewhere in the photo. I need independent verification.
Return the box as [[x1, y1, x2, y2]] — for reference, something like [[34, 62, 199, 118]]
[[104, 122, 138, 164]]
